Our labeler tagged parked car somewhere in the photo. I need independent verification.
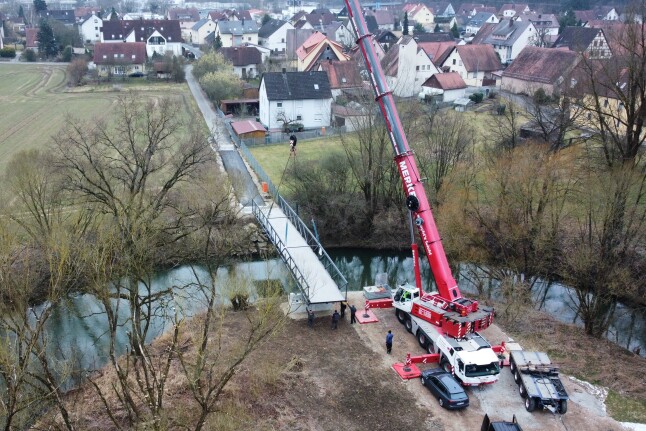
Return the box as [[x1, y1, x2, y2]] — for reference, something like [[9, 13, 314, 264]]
[[420, 368, 469, 409], [481, 413, 523, 431]]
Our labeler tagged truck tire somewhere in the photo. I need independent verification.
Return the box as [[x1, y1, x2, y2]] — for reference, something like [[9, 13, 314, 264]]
[[525, 397, 536, 412], [514, 370, 521, 384], [510, 359, 516, 374], [396, 309, 407, 324], [442, 360, 452, 374], [559, 400, 568, 414], [404, 317, 413, 333], [519, 382, 527, 398], [426, 342, 435, 354], [417, 332, 427, 348]]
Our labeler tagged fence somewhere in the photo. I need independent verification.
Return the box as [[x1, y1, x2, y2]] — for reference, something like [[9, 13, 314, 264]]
[[238, 126, 347, 147], [240, 141, 348, 300]]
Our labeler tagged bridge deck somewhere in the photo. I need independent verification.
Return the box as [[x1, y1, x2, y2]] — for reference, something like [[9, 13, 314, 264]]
[[255, 204, 344, 304]]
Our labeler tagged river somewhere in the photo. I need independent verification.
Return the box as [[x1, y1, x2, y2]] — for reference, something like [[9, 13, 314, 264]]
[[40, 249, 644, 378]]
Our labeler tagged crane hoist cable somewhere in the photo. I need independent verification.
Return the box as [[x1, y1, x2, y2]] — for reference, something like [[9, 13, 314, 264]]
[[267, 147, 296, 217]]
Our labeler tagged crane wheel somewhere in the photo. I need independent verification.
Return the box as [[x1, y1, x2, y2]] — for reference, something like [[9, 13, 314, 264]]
[[396, 309, 407, 324], [559, 400, 568, 414], [525, 397, 536, 412]]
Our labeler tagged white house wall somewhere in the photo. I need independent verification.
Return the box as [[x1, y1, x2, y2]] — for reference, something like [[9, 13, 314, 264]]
[[443, 88, 466, 102], [260, 84, 331, 129], [79, 16, 102, 43], [391, 41, 438, 97]]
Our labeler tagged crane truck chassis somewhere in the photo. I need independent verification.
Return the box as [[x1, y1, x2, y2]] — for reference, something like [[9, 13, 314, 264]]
[[393, 284, 501, 386]]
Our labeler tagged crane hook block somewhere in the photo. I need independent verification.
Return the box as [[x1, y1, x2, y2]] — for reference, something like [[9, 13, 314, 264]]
[[406, 195, 420, 212]]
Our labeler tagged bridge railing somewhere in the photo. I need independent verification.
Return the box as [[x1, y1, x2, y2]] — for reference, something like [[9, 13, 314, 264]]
[[252, 199, 313, 300], [239, 142, 348, 298]]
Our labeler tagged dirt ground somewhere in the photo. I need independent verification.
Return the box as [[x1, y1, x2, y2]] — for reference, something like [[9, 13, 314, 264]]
[[331, 292, 631, 431], [50, 291, 643, 431]]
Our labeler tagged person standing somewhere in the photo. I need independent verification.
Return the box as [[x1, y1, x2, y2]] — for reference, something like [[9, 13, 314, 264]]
[[307, 308, 315, 328], [340, 301, 347, 319], [349, 304, 357, 324], [289, 134, 297, 154], [331, 310, 340, 329], [386, 330, 394, 354]]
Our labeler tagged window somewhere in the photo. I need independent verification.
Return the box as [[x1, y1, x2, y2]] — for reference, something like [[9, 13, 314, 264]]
[[604, 99, 609, 108], [416, 65, 419, 71], [132, 54, 136, 59], [103, 54, 107, 59], [297, 115, 302, 120], [452, 59, 456, 65], [114, 53, 118, 58], [277, 102, 283, 107], [314, 84, 319, 89], [281, 38, 285, 42]]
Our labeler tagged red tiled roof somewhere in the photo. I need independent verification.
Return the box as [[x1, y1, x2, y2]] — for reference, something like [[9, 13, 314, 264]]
[[101, 20, 182, 43], [220, 46, 262, 66], [231, 120, 266, 135], [319, 60, 363, 88], [418, 41, 456, 66], [455, 44, 502, 72], [422, 72, 466, 90], [502, 46, 580, 84], [93, 42, 146, 65], [168, 7, 200, 21]]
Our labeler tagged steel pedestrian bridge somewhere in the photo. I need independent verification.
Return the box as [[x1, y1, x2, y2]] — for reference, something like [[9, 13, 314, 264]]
[[186, 66, 347, 304]]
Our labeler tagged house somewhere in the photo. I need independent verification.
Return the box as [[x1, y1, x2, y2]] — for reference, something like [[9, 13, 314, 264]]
[[294, 20, 315, 30], [433, 16, 458, 33], [420, 72, 467, 102], [259, 71, 333, 130], [457, 3, 486, 17], [220, 46, 262, 79], [375, 30, 399, 51], [426, 2, 456, 17], [0, 22, 4, 49], [93, 42, 147, 77], [418, 40, 456, 67], [498, 3, 530, 18], [122, 13, 165, 20], [8, 18, 26, 34], [332, 103, 372, 132], [324, 21, 354, 47], [440, 44, 502, 86], [207, 11, 228, 22], [574, 7, 619, 25], [365, 10, 395, 31], [74, 7, 101, 23], [413, 32, 454, 42], [295, 32, 348, 71], [38, 10, 75, 26], [304, 12, 337, 31], [214, 20, 259, 47], [476, 18, 537, 64], [403, 3, 435, 29], [465, 11, 498, 35], [552, 27, 611, 58], [286, 28, 316, 61], [101, 20, 183, 57], [168, 7, 200, 41], [258, 19, 294, 54], [381, 35, 439, 97], [25, 28, 38, 52], [318, 59, 363, 100], [519, 12, 559, 47], [501, 46, 580, 95], [191, 18, 216, 45], [78, 12, 102, 43]]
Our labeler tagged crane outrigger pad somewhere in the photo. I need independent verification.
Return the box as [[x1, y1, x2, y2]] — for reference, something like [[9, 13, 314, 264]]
[[356, 309, 379, 324]]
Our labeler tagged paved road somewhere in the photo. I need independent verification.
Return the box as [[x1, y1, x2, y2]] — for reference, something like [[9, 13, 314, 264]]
[[185, 65, 264, 207]]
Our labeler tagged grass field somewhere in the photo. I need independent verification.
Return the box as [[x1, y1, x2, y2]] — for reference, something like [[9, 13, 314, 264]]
[[0, 64, 204, 176]]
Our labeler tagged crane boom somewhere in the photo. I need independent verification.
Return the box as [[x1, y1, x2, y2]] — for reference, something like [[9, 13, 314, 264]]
[[345, 0, 485, 317]]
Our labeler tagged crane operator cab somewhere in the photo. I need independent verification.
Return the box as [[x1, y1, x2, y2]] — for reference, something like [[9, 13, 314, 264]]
[[393, 284, 420, 304]]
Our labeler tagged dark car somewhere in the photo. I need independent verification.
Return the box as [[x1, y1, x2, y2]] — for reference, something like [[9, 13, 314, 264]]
[[421, 368, 469, 409]]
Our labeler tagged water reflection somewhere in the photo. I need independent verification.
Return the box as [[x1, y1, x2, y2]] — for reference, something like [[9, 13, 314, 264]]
[[328, 248, 646, 354]]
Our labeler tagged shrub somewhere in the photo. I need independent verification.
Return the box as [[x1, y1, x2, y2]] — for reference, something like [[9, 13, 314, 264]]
[[230, 292, 250, 311], [21, 49, 37, 62], [61, 45, 73, 62], [469, 92, 484, 104], [0, 47, 17, 58]]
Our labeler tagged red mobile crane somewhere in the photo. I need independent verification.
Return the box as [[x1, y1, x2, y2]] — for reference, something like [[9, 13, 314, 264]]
[[345, 0, 501, 385], [344, 0, 492, 325]]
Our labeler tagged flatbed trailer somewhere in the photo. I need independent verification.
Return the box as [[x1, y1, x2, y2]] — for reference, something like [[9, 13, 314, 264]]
[[509, 350, 568, 414]]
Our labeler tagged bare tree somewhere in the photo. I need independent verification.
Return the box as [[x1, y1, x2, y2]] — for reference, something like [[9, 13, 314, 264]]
[[413, 108, 476, 203], [50, 94, 215, 429]]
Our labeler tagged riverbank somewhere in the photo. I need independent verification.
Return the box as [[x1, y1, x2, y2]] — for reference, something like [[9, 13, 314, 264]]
[[37, 289, 644, 430]]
